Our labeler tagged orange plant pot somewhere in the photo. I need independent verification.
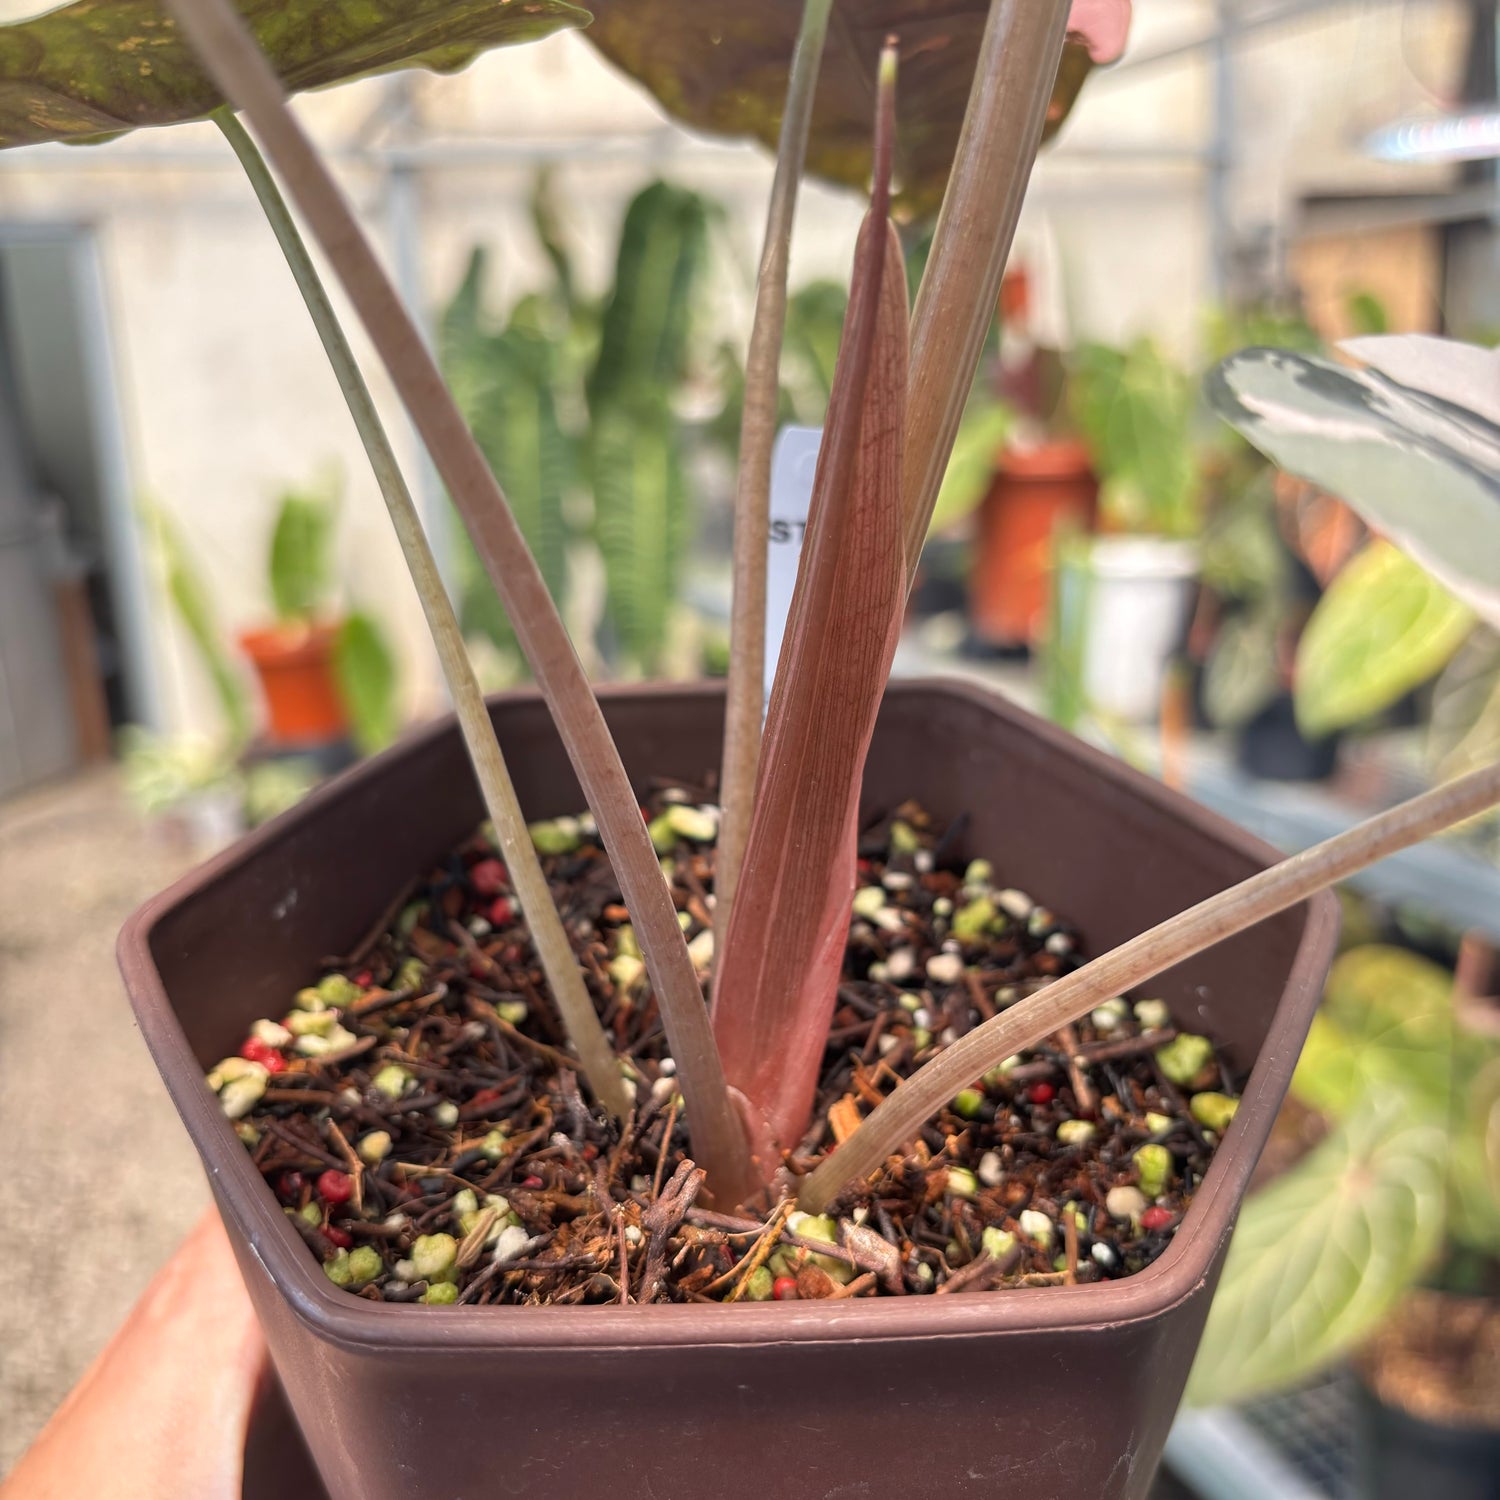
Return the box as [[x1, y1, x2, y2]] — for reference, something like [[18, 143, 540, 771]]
[[970, 440, 1098, 647], [238, 621, 347, 746]]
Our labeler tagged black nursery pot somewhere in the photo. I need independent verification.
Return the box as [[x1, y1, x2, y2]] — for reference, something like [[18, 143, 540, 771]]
[[119, 680, 1337, 1500], [1355, 1379, 1500, 1500], [1236, 692, 1341, 782]]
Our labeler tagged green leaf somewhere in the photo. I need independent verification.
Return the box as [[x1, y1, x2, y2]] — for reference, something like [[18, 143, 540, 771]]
[[590, 393, 688, 675], [1289, 1011, 1366, 1118], [1428, 627, 1500, 782], [1345, 289, 1390, 337], [1070, 338, 1201, 537], [439, 248, 573, 660], [1185, 1092, 1447, 1408], [1295, 540, 1474, 736], [332, 610, 398, 754], [781, 279, 848, 425], [928, 400, 1010, 535], [1293, 946, 1458, 1120], [268, 487, 335, 622], [1201, 606, 1281, 731], [142, 503, 252, 745], [1209, 345, 1500, 629], [0, 0, 588, 151], [588, 181, 710, 413], [581, 3, 1119, 217]]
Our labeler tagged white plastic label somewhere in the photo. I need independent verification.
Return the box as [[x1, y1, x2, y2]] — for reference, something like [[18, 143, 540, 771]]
[[764, 425, 822, 709]]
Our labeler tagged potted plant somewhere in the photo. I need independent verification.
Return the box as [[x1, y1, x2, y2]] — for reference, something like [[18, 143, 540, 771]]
[[1184, 939, 1500, 1498], [1066, 336, 1207, 723], [8, 5, 1500, 1500], [234, 481, 399, 756], [948, 268, 1093, 653], [121, 499, 391, 848]]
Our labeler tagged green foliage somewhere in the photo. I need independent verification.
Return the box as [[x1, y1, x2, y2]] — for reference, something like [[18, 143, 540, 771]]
[[1041, 524, 1093, 732], [0, 0, 587, 150], [1428, 628, 1500, 783], [591, 394, 687, 673], [441, 248, 571, 658], [1209, 342, 1500, 630], [442, 178, 716, 676], [1195, 943, 1500, 1407], [1186, 1092, 1448, 1408], [332, 610, 399, 754], [589, 182, 709, 411], [118, 724, 238, 814], [1201, 605, 1281, 731], [1295, 540, 1475, 737], [1069, 338, 1202, 538], [144, 503, 252, 746], [1345, 289, 1390, 337], [1296, 945, 1462, 1117], [268, 486, 336, 623], [929, 400, 1011, 535], [781, 280, 849, 423]]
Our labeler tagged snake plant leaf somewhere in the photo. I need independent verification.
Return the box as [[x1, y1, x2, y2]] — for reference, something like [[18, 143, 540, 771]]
[[332, 609, 398, 754], [440, 248, 572, 660], [1209, 346, 1500, 630], [581, 1, 1129, 217], [1294, 540, 1474, 738], [590, 393, 687, 675], [1185, 1091, 1447, 1409], [267, 486, 335, 623], [0, 0, 588, 150], [588, 180, 710, 413]]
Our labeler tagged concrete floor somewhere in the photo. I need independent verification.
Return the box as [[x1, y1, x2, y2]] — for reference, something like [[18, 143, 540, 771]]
[[0, 769, 206, 1474]]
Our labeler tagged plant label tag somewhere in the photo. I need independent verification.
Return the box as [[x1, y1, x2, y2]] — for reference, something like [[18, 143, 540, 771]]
[[765, 425, 822, 709]]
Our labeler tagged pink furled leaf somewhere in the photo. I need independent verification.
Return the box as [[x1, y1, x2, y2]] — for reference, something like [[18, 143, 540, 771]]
[[1068, 0, 1132, 63], [712, 46, 908, 1165]]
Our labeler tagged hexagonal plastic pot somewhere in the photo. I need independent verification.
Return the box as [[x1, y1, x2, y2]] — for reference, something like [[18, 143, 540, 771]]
[[119, 679, 1337, 1500]]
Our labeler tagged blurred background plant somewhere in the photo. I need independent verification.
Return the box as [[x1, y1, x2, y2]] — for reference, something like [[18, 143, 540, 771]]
[[1187, 926, 1500, 1433], [442, 174, 728, 680], [121, 480, 399, 845]]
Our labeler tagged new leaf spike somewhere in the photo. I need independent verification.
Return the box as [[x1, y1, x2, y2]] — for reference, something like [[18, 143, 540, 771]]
[[712, 40, 908, 1165]]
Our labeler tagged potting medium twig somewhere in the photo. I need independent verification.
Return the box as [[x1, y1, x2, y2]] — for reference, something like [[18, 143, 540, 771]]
[[717, 0, 834, 951], [797, 759, 1500, 1212], [902, 0, 1072, 577], [173, 0, 754, 1203], [214, 105, 631, 1124]]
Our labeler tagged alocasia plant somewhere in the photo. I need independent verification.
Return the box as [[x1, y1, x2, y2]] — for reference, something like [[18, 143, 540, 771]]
[[712, 41, 908, 1163], [11, 0, 1500, 1231]]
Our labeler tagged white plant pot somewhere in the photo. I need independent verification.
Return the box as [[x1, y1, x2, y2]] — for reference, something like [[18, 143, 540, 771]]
[[1082, 536, 1199, 723]]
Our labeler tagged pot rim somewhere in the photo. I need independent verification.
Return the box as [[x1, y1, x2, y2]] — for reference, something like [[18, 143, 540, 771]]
[[119, 677, 1337, 1358]]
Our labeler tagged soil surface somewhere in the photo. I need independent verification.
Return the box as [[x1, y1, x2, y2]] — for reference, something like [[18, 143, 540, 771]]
[[213, 793, 1242, 1306]]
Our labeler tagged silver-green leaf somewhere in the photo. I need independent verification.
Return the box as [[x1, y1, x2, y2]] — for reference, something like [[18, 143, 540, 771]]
[[1185, 1091, 1447, 1409], [1209, 345, 1500, 629]]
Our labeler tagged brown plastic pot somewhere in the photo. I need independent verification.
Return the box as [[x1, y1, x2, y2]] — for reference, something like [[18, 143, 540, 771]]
[[238, 620, 348, 746], [970, 439, 1098, 647], [120, 679, 1336, 1500]]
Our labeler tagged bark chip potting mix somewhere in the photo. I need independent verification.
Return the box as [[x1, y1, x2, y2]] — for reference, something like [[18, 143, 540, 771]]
[[208, 792, 1242, 1305]]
